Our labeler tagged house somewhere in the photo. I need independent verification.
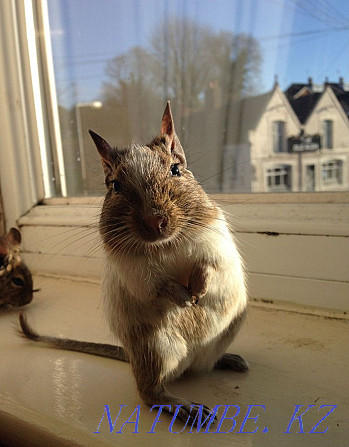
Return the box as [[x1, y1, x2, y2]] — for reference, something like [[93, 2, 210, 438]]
[[218, 79, 349, 192], [75, 79, 349, 194], [222, 84, 300, 193], [286, 79, 349, 192], [185, 85, 300, 193]]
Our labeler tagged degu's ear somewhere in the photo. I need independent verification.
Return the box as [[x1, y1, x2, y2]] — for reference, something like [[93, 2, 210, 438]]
[[0, 228, 21, 257], [7, 228, 21, 246], [161, 102, 186, 166], [89, 130, 114, 175]]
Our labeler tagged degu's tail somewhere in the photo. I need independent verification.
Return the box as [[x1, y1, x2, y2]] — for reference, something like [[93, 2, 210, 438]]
[[18, 312, 129, 362]]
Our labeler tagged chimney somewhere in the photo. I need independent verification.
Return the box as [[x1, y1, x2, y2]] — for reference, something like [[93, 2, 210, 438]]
[[308, 77, 313, 89], [339, 77, 344, 89]]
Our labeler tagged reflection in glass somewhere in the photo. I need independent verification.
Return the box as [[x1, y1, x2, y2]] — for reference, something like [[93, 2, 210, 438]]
[[46, 0, 349, 196]]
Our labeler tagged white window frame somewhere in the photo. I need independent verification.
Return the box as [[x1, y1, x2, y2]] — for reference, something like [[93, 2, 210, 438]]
[[322, 159, 343, 185], [266, 164, 291, 192], [0, 1, 348, 312]]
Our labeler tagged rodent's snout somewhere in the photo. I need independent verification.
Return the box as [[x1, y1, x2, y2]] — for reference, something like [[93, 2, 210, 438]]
[[21, 291, 33, 306], [143, 212, 168, 236]]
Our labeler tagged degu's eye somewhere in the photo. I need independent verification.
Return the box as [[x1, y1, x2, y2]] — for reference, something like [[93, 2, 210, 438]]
[[112, 180, 122, 193], [170, 163, 181, 177], [12, 277, 25, 287]]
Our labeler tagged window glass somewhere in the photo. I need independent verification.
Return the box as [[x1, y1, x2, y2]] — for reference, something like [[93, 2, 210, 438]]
[[272, 121, 285, 153], [322, 160, 343, 185], [267, 165, 291, 191], [305, 165, 316, 192], [323, 120, 333, 149], [46, 0, 349, 196]]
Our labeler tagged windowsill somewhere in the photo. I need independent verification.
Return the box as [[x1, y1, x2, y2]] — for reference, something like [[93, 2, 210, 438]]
[[0, 275, 347, 445], [18, 195, 349, 312], [37, 192, 349, 236], [42, 191, 349, 205]]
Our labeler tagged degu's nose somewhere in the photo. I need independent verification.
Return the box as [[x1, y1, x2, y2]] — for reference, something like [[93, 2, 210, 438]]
[[143, 213, 168, 234]]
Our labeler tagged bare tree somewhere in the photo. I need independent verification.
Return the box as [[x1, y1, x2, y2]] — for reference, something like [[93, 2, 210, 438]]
[[150, 19, 261, 114], [101, 17, 261, 143], [102, 47, 162, 142]]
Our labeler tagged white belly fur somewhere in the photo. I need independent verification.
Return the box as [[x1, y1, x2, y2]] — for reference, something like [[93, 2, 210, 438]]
[[102, 212, 247, 379]]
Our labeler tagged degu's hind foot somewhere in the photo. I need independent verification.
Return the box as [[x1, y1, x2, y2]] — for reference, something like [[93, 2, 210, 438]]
[[214, 353, 249, 372], [167, 401, 218, 428]]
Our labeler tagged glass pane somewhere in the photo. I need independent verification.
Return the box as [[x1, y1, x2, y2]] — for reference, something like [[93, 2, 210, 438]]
[[46, 0, 349, 196], [323, 120, 333, 149], [272, 121, 285, 153]]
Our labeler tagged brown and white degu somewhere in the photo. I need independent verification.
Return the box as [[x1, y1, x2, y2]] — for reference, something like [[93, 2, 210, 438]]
[[20, 102, 248, 425]]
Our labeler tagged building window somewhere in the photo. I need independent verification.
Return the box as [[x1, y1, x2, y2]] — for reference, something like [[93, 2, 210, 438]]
[[323, 120, 333, 149], [272, 121, 285, 153], [267, 165, 291, 191], [322, 160, 342, 185], [305, 165, 316, 191]]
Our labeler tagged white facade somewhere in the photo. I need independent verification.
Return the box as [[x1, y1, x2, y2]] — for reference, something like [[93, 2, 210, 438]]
[[302, 87, 349, 192], [223, 84, 349, 193], [249, 86, 300, 192]]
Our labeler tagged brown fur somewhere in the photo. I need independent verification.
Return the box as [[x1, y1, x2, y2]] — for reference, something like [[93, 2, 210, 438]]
[[98, 135, 219, 257], [19, 103, 248, 426], [0, 228, 34, 310], [96, 103, 248, 422]]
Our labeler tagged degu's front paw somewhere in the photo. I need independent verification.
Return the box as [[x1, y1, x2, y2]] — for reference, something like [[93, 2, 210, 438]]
[[175, 285, 195, 308], [188, 266, 212, 302], [160, 282, 194, 308]]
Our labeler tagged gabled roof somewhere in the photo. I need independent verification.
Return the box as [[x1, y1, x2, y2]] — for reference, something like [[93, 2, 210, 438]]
[[285, 83, 312, 98], [336, 92, 349, 119], [227, 90, 274, 143], [287, 93, 321, 124], [187, 90, 276, 147], [286, 80, 349, 123], [223, 85, 300, 144]]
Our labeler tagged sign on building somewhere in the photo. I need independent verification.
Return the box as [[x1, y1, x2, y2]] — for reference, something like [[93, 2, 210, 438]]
[[288, 135, 321, 153]]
